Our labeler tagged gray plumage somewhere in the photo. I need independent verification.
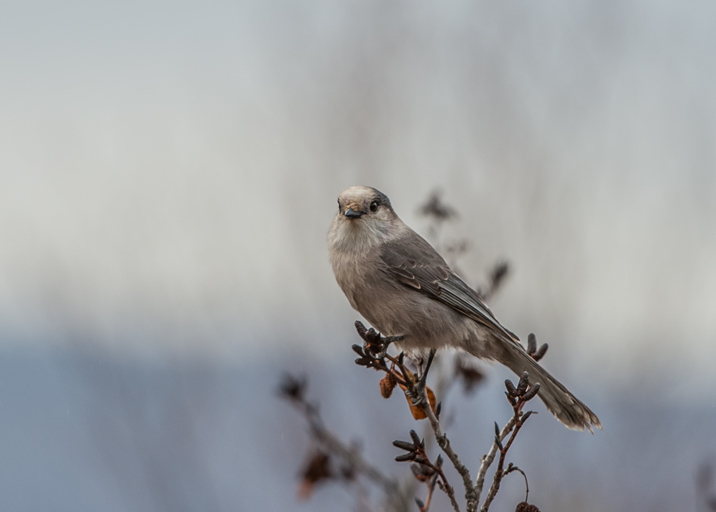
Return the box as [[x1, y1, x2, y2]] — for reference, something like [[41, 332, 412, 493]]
[[328, 185, 601, 432]]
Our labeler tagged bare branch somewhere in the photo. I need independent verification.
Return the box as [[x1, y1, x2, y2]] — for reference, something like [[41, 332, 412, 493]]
[[475, 417, 516, 502], [279, 375, 401, 501], [421, 398, 472, 512], [478, 374, 539, 512]]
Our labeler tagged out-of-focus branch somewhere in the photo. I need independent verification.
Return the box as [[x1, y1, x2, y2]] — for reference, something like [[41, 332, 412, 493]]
[[477, 261, 510, 303], [278, 375, 405, 510]]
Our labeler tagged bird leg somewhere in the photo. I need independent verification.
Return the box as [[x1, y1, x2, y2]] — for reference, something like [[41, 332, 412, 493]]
[[414, 349, 436, 399]]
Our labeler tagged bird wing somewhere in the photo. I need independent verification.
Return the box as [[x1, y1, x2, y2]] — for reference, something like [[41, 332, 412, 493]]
[[380, 233, 520, 342]]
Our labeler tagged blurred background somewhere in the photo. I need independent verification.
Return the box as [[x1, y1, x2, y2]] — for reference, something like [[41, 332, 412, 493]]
[[1, 0, 715, 510]]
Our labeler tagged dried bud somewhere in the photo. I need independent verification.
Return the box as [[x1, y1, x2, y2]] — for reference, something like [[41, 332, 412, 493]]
[[494, 421, 501, 438], [522, 383, 540, 402], [435, 454, 443, 468], [435, 401, 442, 418], [415, 497, 426, 510], [455, 356, 485, 394], [534, 343, 549, 362], [409, 430, 422, 446], [515, 502, 540, 512], [419, 190, 457, 221], [395, 452, 417, 462], [517, 372, 530, 395], [380, 373, 397, 398], [297, 451, 332, 500], [505, 379, 517, 397], [355, 356, 372, 367], [411, 464, 431, 482], [521, 410, 534, 423], [354, 320, 367, 337], [489, 261, 509, 290], [392, 440, 416, 451], [527, 333, 537, 354], [278, 374, 306, 401]]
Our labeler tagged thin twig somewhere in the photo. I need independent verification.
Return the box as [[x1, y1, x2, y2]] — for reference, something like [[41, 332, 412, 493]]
[[480, 414, 527, 512], [386, 352, 464, 512], [504, 466, 529, 503], [418, 474, 439, 512], [474, 417, 516, 503], [421, 399, 476, 512], [478, 373, 538, 512]]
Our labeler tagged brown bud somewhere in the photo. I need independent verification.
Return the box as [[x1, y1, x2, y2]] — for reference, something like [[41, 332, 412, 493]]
[[534, 343, 549, 362], [395, 452, 417, 462], [527, 333, 537, 355], [297, 451, 332, 500], [517, 372, 530, 395], [379, 373, 397, 398], [515, 502, 540, 512], [505, 379, 517, 397], [522, 382, 540, 402]]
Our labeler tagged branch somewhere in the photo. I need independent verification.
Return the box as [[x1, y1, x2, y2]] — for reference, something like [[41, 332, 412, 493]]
[[350, 322, 540, 512], [393, 429, 460, 512], [278, 375, 400, 500], [420, 395, 477, 512], [474, 417, 516, 502], [477, 373, 539, 512]]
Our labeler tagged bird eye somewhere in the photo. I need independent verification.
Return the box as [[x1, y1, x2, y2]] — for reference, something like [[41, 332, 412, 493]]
[[370, 201, 378, 212]]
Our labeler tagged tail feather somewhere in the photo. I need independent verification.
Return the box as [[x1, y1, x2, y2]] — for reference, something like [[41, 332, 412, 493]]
[[473, 342, 602, 432]]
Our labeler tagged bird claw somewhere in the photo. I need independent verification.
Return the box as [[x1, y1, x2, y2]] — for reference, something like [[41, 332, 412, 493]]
[[414, 349, 436, 397], [355, 321, 405, 358], [374, 335, 404, 358]]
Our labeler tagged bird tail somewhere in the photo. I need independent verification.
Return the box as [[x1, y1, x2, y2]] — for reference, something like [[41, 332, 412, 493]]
[[469, 341, 602, 432]]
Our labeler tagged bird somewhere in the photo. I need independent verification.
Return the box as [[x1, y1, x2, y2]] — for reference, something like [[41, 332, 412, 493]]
[[327, 185, 601, 432]]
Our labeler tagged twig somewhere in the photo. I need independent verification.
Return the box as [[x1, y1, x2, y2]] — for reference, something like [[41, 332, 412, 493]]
[[417, 474, 439, 512], [474, 417, 516, 502], [385, 351, 464, 512], [479, 417, 527, 511], [421, 397, 476, 512], [478, 373, 539, 512], [505, 466, 529, 503], [352, 322, 538, 512], [394, 348, 476, 512]]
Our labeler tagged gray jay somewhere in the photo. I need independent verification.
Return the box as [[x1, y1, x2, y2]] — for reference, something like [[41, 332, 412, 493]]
[[328, 185, 601, 432]]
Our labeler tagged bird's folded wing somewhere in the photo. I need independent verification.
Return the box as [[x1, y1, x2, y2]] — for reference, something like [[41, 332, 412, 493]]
[[380, 236, 520, 343]]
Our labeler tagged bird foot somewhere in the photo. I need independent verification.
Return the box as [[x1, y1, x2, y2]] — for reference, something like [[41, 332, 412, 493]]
[[354, 321, 404, 359]]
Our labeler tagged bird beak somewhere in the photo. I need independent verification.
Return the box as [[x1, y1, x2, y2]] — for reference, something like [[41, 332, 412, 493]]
[[344, 208, 363, 219]]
